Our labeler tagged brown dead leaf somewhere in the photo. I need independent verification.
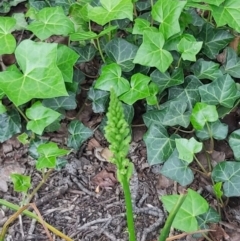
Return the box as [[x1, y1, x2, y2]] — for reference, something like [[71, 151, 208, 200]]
[[211, 150, 225, 167], [100, 147, 113, 162], [209, 223, 229, 241], [229, 36, 240, 52], [216, 49, 227, 64], [91, 169, 117, 189], [157, 174, 174, 190], [86, 138, 101, 151]]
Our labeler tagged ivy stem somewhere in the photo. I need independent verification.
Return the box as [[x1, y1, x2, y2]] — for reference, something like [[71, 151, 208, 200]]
[[96, 38, 106, 63], [177, 57, 182, 68], [158, 193, 187, 241], [121, 176, 136, 241], [194, 154, 208, 175], [205, 122, 214, 154], [15, 105, 29, 123]]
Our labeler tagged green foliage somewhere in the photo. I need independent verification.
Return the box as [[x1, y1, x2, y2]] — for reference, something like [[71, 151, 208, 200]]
[[10, 174, 31, 193]]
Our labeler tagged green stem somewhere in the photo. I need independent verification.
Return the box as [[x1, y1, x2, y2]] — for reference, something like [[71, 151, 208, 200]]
[[194, 155, 208, 175], [15, 105, 29, 123], [121, 177, 136, 241], [177, 57, 182, 68], [205, 122, 214, 154], [133, 2, 137, 17], [158, 194, 187, 241], [96, 38, 105, 63]]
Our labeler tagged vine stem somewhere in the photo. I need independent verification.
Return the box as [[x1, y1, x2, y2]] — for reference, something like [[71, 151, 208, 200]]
[[15, 105, 29, 123], [205, 122, 214, 154], [194, 155, 208, 175], [96, 38, 106, 63], [121, 176, 136, 241]]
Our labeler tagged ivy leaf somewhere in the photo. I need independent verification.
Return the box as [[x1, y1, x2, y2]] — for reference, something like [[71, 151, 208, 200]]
[[42, 92, 77, 111], [146, 82, 159, 105], [211, 0, 240, 32], [189, 0, 224, 6], [67, 120, 93, 149], [223, 47, 240, 78], [73, 44, 96, 63], [27, 6, 74, 40], [94, 63, 130, 96], [10, 174, 31, 193], [0, 40, 68, 106], [150, 68, 184, 94], [177, 38, 202, 61], [88, 87, 109, 113], [36, 142, 69, 170], [176, 137, 202, 163], [17, 133, 30, 145], [162, 101, 191, 128], [0, 101, 7, 114], [168, 75, 202, 110], [57, 44, 79, 83], [0, 17, 16, 54], [132, 18, 158, 35], [196, 120, 228, 141], [70, 31, 97, 41], [162, 189, 209, 232], [213, 182, 223, 199], [151, 0, 186, 39], [105, 38, 138, 72], [119, 73, 151, 105], [143, 124, 178, 165], [122, 103, 134, 125], [87, 0, 133, 26], [229, 130, 240, 161], [26, 101, 61, 135], [143, 108, 168, 128], [190, 58, 222, 80], [198, 23, 233, 59], [199, 74, 240, 108], [212, 161, 240, 197], [0, 109, 21, 143], [133, 31, 173, 73], [190, 102, 218, 130], [161, 149, 194, 186]]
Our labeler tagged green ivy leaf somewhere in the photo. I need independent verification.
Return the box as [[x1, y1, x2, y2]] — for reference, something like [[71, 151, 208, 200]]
[[168, 75, 202, 110], [162, 189, 209, 232], [213, 182, 223, 199], [87, 0, 133, 26], [161, 149, 194, 186], [146, 82, 159, 105], [162, 101, 191, 128], [133, 31, 173, 73], [10, 174, 31, 193], [17, 133, 29, 145], [190, 58, 222, 80], [73, 44, 96, 63], [26, 101, 61, 135], [229, 130, 240, 161], [189, 0, 224, 6], [119, 73, 151, 105], [94, 63, 130, 96], [12, 13, 28, 30], [42, 92, 77, 111], [0, 109, 21, 143], [0, 40, 68, 106], [198, 23, 233, 59], [0, 17, 16, 54], [176, 137, 202, 163], [36, 142, 69, 170], [199, 74, 240, 108], [57, 44, 79, 83], [27, 6, 74, 40], [122, 103, 134, 125], [150, 68, 184, 94], [190, 102, 218, 130], [0, 101, 6, 114], [196, 120, 228, 141], [212, 161, 240, 197], [223, 47, 240, 78], [211, 0, 240, 32], [143, 108, 168, 128], [143, 124, 178, 165], [177, 38, 202, 61], [132, 18, 158, 35], [88, 88, 109, 113], [70, 30, 97, 41], [151, 0, 186, 39], [67, 120, 93, 149], [105, 38, 138, 72]]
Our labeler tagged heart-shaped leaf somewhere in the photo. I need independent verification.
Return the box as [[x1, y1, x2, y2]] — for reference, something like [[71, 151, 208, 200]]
[[190, 102, 218, 130], [0, 17, 16, 54], [67, 120, 93, 149], [223, 47, 240, 78], [151, 0, 186, 39], [196, 120, 228, 140], [161, 149, 194, 186], [229, 130, 240, 161], [190, 58, 222, 80], [73, 44, 96, 63], [199, 74, 240, 108], [26, 101, 61, 135], [94, 63, 130, 96], [143, 124, 178, 165], [27, 6, 74, 40], [132, 18, 158, 35], [176, 137, 202, 163], [88, 88, 109, 113], [119, 73, 151, 105], [105, 38, 138, 72], [10, 174, 31, 193], [133, 30, 173, 73], [212, 161, 240, 197], [146, 82, 159, 105], [162, 189, 209, 232], [0, 40, 68, 106], [143, 108, 168, 128], [198, 23, 233, 59], [87, 0, 133, 26]]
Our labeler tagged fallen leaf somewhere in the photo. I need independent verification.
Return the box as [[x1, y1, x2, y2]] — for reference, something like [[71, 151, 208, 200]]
[[91, 169, 117, 189]]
